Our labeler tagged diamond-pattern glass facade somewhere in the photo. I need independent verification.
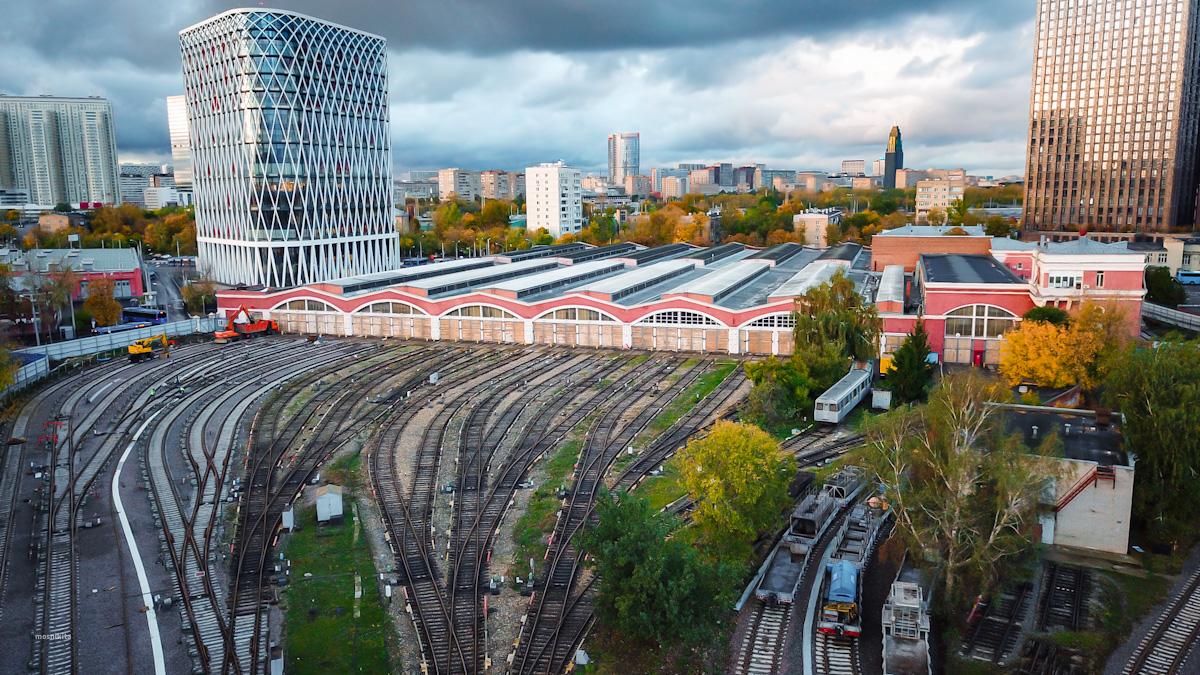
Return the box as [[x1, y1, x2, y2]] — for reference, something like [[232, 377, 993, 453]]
[[180, 10, 398, 288], [1024, 0, 1200, 232]]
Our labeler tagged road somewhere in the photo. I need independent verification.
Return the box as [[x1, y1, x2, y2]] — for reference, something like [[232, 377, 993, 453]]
[[145, 263, 188, 321]]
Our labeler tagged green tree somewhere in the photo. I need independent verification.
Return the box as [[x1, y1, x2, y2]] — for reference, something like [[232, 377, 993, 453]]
[[577, 491, 736, 647], [946, 198, 970, 226], [794, 269, 881, 362], [984, 215, 1013, 237], [885, 319, 934, 403], [1105, 338, 1200, 541], [678, 420, 793, 560], [926, 207, 947, 226], [856, 371, 1052, 604], [1145, 266, 1187, 307], [182, 273, 217, 315], [1021, 306, 1070, 326], [531, 227, 553, 246], [53, 202, 72, 213]]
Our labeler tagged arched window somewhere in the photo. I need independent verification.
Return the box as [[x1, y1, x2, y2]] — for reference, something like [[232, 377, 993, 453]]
[[355, 301, 424, 315], [944, 305, 1016, 338], [535, 308, 616, 322], [636, 310, 720, 326], [444, 305, 515, 319], [745, 313, 796, 329], [274, 298, 336, 312]]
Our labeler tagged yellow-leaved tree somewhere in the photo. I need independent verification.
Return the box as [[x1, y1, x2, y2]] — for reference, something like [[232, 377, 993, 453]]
[[679, 420, 793, 560], [82, 277, 122, 327], [999, 301, 1126, 390]]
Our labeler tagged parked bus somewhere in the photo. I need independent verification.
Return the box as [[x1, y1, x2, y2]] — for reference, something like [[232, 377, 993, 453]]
[[1177, 270, 1200, 285], [121, 307, 168, 325]]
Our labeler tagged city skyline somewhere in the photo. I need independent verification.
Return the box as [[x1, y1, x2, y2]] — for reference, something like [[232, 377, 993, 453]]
[[0, 1, 1037, 178]]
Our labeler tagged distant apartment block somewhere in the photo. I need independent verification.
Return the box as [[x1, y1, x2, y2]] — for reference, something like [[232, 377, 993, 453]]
[[0, 95, 121, 206], [661, 176, 690, 200], [755, 169, 795, 191], [406, 170, 439, 181], [915, 179, 967, 222], [526, 161, 582, 238], [841, 159, 866, 175], [793, 208, 843, 248], [650, 167, 689, 193], [439, 168, 481, 202], [394, 179, 438, 201], [872, 158, 886, 177], [1025, 0, 1200, 231], [624, 174, 651, 198], [608, 132, 640, 186]]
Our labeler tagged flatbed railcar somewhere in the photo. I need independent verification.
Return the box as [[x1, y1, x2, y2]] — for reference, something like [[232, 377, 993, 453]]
[[814, 363, 873, 424], [754, 467, 863, 604]]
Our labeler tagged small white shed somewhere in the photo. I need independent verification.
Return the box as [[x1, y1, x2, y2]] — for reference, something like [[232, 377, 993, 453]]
[[315, 485, 344, 522]]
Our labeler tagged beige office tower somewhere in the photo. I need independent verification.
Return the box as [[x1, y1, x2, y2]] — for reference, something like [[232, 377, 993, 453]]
[[1024, 0, 1200, 232]]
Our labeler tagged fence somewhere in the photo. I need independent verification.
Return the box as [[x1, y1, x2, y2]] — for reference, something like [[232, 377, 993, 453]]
[[1142, 302, 1200, 332], [14, 317, 228, 361], [3, 354, 50, 398]]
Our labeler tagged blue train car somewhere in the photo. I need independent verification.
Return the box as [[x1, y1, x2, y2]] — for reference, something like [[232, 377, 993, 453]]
[[819, 560, 861, 635]]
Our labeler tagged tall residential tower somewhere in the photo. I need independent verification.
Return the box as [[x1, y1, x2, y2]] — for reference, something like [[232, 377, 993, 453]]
[[883, 126, 903, 190], [0, 95, 120, 206], [607, 132, 639, 187], [179, 9, 398, 287], [1024, 0, 1200, 232]]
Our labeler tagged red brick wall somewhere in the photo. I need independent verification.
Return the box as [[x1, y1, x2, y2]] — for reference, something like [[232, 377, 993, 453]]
[[872, 236, 993, 272]]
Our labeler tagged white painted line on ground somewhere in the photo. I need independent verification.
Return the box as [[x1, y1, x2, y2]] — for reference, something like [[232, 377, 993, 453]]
[[111, 409, 166, 675], [88, 379, 122, 403]]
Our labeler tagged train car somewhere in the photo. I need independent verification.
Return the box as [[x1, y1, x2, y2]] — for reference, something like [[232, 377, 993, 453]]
[[785, 492, 837, 557], [819, 560, 861, 635], [821, 465, 866, 508], [817, 503, 890, 637], [814, 364, 873, 424]]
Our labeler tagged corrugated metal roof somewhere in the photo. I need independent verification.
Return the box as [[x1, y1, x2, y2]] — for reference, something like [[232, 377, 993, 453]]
[[767, 260, 851, 300], [669, 261, 769, 300], [1043, 237, 1139, 255], [572, 259, 695, 300], [875, 224, 987, 237], [484, 260, 626, 298], [319, 258, 494, 294], [5, 247, 140, 273], [403, 259, 559, 295], [876, 265, 905, 305]]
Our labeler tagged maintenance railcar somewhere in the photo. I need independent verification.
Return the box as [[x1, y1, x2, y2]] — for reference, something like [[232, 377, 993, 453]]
[[754, 467, 864, 604], [814, 364, 873, 424], [817, 503, 889, 636]]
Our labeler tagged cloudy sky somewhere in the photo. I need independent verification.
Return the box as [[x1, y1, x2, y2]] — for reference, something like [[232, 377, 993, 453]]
[[0, 0, 1036, 178]]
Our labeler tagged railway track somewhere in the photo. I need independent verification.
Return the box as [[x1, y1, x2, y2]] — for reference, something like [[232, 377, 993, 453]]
[[963, 582, 1032, 663], [1040, 562, 1087, 632], [1121, 565, 1200, 675], [815, 632, 861, 675], [732, 600, 790, 675]]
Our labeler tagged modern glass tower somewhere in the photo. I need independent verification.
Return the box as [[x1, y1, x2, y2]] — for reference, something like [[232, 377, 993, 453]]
[[607, 132, 639, 187], [166, 95, 192, 192], [179, 9, 398, 288], [1024, 0, 1200, 232]]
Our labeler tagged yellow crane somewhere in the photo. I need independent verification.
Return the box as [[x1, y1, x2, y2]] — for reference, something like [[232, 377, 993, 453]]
[[128, 334, 176, 363]]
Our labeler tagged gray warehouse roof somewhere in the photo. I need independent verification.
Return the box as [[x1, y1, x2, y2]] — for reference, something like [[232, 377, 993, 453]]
[[667, 261, 770, 303], [400, 259, 559, 296], [315, 258, 494, 295], [876, 265, 906, 305], [768, 260, 852, 300], [573, 259, 696, 301], [484, 260, 626, 298]]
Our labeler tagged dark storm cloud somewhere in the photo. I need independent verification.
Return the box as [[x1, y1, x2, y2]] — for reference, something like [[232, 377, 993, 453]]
[[0, 0, 1037, 173]]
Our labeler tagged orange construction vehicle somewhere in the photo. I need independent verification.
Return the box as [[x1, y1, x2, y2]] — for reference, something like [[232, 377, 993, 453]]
[[215, 305, 279, 343]]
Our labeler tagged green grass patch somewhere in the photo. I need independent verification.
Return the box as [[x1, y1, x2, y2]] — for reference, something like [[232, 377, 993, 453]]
[[322, 452, 361, 490], [645, 362, 738, 439], [280, 505, 395, 675], [510, 437, 584, 572], [637, 459, 688, 512], [1044, 630, 1106, 652]]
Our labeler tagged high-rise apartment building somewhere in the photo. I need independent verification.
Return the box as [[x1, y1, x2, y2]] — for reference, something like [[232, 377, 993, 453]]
[[1025, 0, 1200, 232], [872, 158, 886, 177], [526, 161, 582, 239], [179, 9, 398, 287], [0, 95, 120, 206], [166, 95, 192, 192], [438, 168, 481, 202], [661, 176, 690, 200], [624, 174, 652, 198], [841, 159, 866, 175], [607, 132, 639, 186], [883, 126, 904, 190]]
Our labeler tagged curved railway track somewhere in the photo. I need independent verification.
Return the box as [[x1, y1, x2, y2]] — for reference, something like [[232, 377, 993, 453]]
[[733, 601, 790, 675], [1121, 566, 1200, 675]]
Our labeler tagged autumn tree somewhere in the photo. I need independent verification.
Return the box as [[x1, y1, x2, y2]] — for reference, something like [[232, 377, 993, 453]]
[[531, 228, 554, 246], [925, 207, 947, 226], [678, 421, 794, 560], [1105, 338, 1200, 540], [984, 215, 1013, 237], [182, 273, 217, 315], [82, 277, 121, 327], [577, 491, 736, 647], [999, 302, 1127, 390], [885, 319, 934, 404], [855, 370, 1052, 604]]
